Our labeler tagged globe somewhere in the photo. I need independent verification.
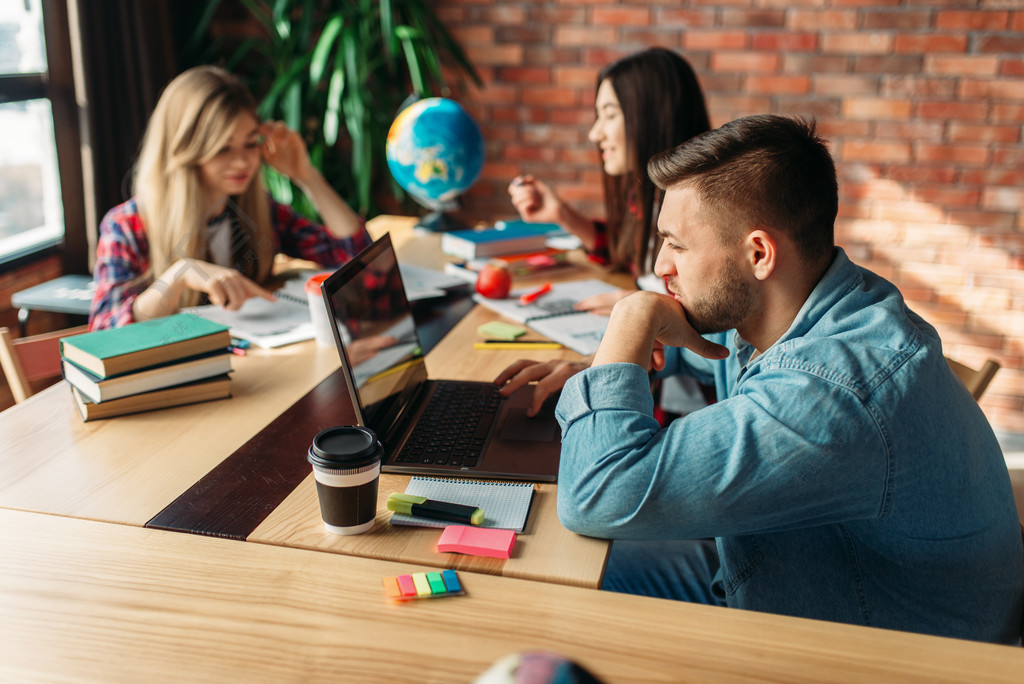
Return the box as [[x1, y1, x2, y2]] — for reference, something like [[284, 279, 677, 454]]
[[385, 97, 485, 231]]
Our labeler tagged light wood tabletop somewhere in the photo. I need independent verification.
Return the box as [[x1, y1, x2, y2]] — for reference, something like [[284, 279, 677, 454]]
[[0, 215, 613, 587], [5, 508, 1022, 683]]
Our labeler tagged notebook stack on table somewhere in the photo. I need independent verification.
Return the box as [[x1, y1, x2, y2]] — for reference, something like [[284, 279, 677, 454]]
[[58, 313, 233, 421]]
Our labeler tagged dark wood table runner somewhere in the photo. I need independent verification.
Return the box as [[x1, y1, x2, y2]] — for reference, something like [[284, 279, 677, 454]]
[[146, 291, 475, 539]]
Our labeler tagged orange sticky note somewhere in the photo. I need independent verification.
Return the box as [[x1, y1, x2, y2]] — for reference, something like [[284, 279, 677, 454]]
[[382, 576, 402, 599]]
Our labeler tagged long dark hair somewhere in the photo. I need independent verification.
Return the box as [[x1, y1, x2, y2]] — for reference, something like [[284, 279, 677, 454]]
[[598, 48, 710, 274]]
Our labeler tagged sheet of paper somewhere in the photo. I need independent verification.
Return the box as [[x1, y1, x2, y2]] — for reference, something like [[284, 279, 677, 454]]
[[399, 263, 470, 301], [187, 296, 314, 348]]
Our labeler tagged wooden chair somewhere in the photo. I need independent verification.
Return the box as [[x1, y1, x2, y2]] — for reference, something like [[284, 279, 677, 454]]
[[1015, 520, 1024, 643], [0, 325, 89, 404], [945, 356, 1000, 401]]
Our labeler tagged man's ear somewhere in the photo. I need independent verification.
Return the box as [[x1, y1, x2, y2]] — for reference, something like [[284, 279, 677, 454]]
[[746, 229, 777, 281]]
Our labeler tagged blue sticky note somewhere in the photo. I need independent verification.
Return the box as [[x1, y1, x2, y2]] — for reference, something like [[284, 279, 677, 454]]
[[442, 569, 462, 593]]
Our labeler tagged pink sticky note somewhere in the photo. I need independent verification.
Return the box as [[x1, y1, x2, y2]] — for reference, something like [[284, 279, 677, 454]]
[[437, 525, 516, 559]]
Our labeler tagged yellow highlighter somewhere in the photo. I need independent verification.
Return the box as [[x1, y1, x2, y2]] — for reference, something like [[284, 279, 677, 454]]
[[473, 342, 563, 350], [387, 492, 485, 526]]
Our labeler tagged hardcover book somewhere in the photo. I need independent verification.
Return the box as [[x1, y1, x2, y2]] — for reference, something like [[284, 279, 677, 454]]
[[59, 313, 230, 378], [440, 220, 567, 261], [62, 350, 233, 404], [69, 375, 232, 422]]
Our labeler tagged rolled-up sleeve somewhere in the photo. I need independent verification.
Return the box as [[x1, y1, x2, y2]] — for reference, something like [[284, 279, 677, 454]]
[[89, 206, 151, 331], [272, 199, 372, 267]]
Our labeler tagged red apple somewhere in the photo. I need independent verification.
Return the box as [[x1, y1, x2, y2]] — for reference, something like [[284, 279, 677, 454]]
[[475, 261, 512, 299]]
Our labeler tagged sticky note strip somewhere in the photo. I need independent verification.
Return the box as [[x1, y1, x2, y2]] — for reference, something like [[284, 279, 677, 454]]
[[382, 570, 466, 601], [437, 524, 516, 559], [477, 321, 526, 341], [427, 571, 446, 594], [397, 574, 418, 598], [412, 572, 432, 596]]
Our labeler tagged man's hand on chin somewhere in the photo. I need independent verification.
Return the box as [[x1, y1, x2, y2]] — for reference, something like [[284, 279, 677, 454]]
[[593, 292, 729, 369]]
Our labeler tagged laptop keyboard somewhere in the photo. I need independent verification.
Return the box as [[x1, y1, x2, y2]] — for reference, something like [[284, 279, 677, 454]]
[[394, 382, 502, 468]]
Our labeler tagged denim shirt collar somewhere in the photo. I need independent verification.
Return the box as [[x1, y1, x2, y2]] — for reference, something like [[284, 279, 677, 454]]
[[734, 247, 860, 369]]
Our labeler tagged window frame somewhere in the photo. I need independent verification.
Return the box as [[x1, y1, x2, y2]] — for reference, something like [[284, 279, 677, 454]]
[[0, 0, 87, 275]]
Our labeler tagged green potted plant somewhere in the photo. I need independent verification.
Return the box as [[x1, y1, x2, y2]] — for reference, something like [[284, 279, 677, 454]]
[[186, 0, 481, 218]]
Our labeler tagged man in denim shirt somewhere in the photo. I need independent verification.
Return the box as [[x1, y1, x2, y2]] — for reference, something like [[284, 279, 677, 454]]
[[552, 115, 1023, 644]]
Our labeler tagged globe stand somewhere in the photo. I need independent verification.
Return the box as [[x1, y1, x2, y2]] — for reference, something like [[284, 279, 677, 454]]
[[415, 210, 471, 233]]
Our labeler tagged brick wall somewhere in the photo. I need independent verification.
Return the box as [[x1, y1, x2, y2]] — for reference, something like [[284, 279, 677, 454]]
[[436, 0, 1024, 434]]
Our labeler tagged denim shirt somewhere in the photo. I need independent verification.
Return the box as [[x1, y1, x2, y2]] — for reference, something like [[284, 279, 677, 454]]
[[556, 248, 1024, 644]]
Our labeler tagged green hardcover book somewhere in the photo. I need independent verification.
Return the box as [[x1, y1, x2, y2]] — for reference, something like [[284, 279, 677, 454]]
[[59, 313, 231, 379]]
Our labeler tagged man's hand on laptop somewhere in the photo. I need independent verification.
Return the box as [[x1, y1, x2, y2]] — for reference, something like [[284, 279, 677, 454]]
[[494, 357, 592, 418]]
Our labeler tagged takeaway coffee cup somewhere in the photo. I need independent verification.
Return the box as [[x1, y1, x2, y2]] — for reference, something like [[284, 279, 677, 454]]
[[307, 425, 382, 535], [305, 273, 334, 347]]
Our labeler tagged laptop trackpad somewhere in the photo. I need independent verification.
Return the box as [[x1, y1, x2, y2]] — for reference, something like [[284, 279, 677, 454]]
[[497, 389, 559, 442], [499, 408, 559, 441]]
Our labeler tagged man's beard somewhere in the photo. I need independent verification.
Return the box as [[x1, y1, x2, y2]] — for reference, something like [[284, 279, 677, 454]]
[[671, 260, 754, 335]]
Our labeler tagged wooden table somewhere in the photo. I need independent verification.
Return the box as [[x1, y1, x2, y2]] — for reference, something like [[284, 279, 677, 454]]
[[3, 217, 1023, 681], [3, 507, 1022, 683], [0, 216, 611, 587]]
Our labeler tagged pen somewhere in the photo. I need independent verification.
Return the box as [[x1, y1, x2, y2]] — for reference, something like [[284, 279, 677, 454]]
[[474, 342, 563, 350], [519, 282, 552, 305], [387, 493, 484, 525]]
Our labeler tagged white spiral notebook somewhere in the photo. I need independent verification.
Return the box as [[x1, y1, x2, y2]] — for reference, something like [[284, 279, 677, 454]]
[[388, 476, 535, 533]]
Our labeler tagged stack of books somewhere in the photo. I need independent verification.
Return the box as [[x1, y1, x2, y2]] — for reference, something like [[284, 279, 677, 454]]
[[59, 313, 234, 421]]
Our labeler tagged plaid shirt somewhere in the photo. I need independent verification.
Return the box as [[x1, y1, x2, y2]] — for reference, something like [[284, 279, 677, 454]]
[[588, 219, 611, 266], [89, 197, 371, 330]]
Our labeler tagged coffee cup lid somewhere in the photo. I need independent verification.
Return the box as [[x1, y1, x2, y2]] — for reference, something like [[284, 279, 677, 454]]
[[308, 426, 381, 469]]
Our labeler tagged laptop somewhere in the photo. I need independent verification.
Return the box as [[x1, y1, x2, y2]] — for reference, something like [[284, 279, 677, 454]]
[[320, 233, 562, 482]]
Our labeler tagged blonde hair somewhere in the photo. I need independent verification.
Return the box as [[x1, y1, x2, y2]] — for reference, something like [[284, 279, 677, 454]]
[[133, 65, 274, 306]]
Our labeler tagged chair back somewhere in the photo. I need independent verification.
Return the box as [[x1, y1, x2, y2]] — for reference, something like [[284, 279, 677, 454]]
[[0, 325, 89, 403], [945, 357, 1000, 401]]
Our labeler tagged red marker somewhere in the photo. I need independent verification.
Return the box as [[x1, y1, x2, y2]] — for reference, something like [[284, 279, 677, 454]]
[[519, 282, 552, 305]]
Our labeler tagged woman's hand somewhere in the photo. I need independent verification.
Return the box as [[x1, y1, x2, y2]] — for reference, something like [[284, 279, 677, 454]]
[[494, 357, 592, 417], [181, 260, 276, 311], [508, 174, 600, 251], [508, 175, 563, 224], [260, 121, 313, 185], [134, 258, 275, 321], [576, 288, 636, 316], [261, 119, 363, 240]]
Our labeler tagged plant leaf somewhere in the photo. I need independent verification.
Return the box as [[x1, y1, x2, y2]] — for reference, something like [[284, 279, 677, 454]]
[[324, 64, 345, 146], [283, 81, 301, 131], [310, 14, 344, 85]]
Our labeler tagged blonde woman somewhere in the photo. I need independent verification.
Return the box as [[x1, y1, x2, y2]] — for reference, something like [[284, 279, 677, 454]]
[[89, 65, 370, 330]]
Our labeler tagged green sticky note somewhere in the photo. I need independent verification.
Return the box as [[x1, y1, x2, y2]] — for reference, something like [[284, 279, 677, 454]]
[[477, 321, 526, 341], [427, 571, 447, 595]]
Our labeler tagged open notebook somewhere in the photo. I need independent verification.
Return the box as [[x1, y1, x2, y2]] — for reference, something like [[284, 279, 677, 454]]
[[188, 264, 467, 348], [472, 278, 619, 355]]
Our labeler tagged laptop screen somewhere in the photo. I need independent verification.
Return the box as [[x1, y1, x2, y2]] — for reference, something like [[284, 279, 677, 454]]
[[320, 234, 428, 438]]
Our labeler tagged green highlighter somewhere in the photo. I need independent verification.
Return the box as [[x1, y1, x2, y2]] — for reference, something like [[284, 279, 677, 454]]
[[387, 492, 485, 526]]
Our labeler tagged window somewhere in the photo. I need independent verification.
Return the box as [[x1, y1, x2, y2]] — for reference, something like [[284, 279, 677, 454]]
[[0, 0, 66, 265]]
